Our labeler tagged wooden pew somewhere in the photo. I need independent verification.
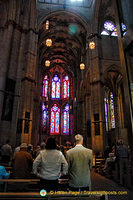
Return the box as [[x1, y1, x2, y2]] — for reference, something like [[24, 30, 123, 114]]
[[0, 179, 40, 192], [0, 178, 69, 192], [95, 157, 105, 173], [0, 192, 106, 200]]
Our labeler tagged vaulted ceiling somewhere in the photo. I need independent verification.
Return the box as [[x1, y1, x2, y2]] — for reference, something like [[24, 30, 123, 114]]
[[38, 12, 87, 76]]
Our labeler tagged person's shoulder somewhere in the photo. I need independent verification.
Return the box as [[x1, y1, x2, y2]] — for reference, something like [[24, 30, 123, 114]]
[[1, 144, 5, 148], [83, 147, 92, 153], [39, 149, 46, 155], [0, 165, 5, 170], [66, 146, 77, 154], [57, 150, 64, 156]]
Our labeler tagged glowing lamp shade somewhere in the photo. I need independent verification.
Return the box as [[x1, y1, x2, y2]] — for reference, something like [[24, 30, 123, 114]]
[[80, 63, 85, 70], [46, 38, 52, 47], [89, 41, 95, 50], [45, 60, 50, 67], [45, 20, 49, 30]]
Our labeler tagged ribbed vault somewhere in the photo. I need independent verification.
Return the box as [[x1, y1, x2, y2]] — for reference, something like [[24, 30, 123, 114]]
[[38, 11, 87, 76]]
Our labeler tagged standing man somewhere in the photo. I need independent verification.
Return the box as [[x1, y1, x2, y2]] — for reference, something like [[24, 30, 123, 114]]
[[116, 139, 129, 185], [66, 134, 93, 191], [1, 139, 12, 162]]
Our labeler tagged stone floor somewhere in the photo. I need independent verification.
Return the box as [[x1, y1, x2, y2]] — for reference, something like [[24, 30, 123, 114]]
[[91, 169, 133, 200]]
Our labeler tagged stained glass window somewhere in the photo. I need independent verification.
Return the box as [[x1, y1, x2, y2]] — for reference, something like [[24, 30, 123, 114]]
[[101, 21, 118, 37], [104, 21, 115, 31], [42, 102, 47, 131], [51, 75, 60, 99], [63, 104, 69, 134], [50, 104, 60, 135], [63, 76, 70, 99], [111, 31, 118, 37], [101, 30, 110, 36], [104, 98, 108, 131], [42, 75, 49, 97], [121, 23, 127, 36], [41, 70, 73, 136], [110, 93, 115, 128], [121, 23, 126, 31]]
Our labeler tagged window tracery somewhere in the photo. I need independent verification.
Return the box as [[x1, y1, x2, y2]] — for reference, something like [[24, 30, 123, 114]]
[[104, 92, 115, 131], [41, 71, 73, 135]]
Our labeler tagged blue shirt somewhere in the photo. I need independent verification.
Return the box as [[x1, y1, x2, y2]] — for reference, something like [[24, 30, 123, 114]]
[[0, 165, 10, 179]]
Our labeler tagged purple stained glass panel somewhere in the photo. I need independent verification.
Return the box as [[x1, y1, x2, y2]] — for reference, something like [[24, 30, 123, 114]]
[[42, 75, 49, 97], [51, 75, 60, 99], [63, 76, 70, 99], [42, 102, 47, 131], [104, 21, 115, 31], [50, 104, 60, 135], [104, 98, 108, 131], [63, 104, 69, 134], [110, 93, 115, 128]]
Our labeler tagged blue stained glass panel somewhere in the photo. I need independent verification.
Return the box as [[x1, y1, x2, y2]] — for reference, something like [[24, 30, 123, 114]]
[[42, 75, 49, 97], [104, 98, 108, 131], [42, 102, 47, 131], [63, 76, 70, 99], [50, 104, 60, 135], [104, 21, 115, 31], [63, 104, 69, 134], [51, 75, 60, 99], [110, 93, 115, 128]]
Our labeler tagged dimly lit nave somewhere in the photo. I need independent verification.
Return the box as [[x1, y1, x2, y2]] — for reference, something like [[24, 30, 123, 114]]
[[0, 0, 133, 158], [0, 0, 133, 199]]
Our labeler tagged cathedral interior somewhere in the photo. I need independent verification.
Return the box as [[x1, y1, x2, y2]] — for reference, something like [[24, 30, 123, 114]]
[[0, 0, 133, 156]]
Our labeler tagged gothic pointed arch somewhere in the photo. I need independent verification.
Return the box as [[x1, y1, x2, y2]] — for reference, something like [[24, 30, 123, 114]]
[[50, 103, 60, 135], [40, 65, 74, 136], [103, 65, 124, 134]]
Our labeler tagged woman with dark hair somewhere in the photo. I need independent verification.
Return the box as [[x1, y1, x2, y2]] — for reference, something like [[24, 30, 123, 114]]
[[33, 138, 68, 192], [45, 138, 56, 149]]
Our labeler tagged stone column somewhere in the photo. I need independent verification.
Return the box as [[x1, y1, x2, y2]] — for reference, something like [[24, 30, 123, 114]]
[[0, 24, 14, 121]]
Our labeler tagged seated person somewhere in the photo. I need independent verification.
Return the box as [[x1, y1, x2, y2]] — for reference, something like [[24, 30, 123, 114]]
[[104, 152, 116, 170], [0, 165, 10, 191], [12, 143, 33, 178]]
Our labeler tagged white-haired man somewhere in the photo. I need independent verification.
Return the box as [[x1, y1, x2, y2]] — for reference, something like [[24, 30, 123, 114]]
[[66, 134, 93, 191]]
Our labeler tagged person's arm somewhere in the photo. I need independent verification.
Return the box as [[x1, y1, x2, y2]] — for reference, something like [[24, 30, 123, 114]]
[[89, 150, 93, 171], [33, 153, 41, 176], [61, 152, 68, 175], [9, 146, 12, 156], [1, 166, 10, 179]]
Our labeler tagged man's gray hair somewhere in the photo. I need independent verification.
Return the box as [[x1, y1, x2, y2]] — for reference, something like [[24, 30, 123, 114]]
[[75, 134, 83, 144]]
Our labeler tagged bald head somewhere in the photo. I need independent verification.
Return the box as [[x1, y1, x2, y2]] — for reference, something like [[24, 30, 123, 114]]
[[75, 134, 83, 145]]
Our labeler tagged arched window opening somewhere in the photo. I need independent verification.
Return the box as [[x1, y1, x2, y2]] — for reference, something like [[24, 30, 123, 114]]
[[63, 104, 69, 135], [104, 97, 109, 131], [42, 75, 49, 98], [42, 102, 47, 132], [51, 75, 60, 99], [41, 69, 73, 136], [63, 76, 70, 99], [110, 93, 115, 128], [50, 104, 60, 135], [104, 92, 115, 131]]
